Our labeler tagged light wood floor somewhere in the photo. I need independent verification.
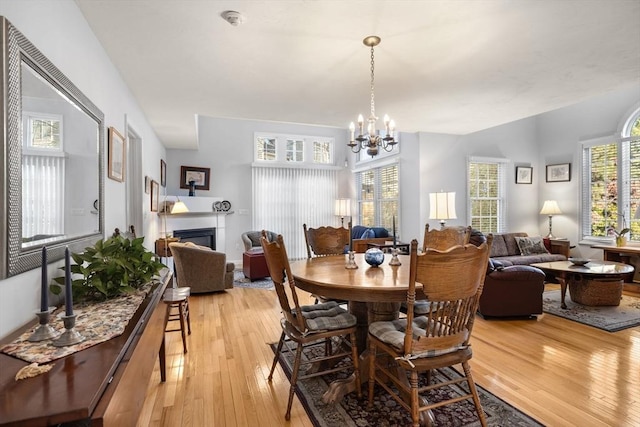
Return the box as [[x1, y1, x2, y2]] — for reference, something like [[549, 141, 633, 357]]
[[137, 283, 640, 427]]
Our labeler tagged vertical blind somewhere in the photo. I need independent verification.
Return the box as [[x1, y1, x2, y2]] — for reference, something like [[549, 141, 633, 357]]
[[22, 155, 65, 239], [252, 166, 338, 259]]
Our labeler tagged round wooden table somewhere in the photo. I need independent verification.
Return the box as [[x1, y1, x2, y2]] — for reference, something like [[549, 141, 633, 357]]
[[290, 253, 431, 419]]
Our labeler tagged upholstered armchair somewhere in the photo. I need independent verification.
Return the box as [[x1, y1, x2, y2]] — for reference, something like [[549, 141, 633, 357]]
[[169, 242, 235, 293], [242, 230, 278, 252]]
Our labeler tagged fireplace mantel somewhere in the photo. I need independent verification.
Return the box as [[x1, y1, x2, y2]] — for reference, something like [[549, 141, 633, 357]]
[[160, 196, 229, 252]]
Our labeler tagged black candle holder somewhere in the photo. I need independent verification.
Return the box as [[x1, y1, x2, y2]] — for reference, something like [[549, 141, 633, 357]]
[[28, 308, 59, 342], [52, 314, 85, 347]]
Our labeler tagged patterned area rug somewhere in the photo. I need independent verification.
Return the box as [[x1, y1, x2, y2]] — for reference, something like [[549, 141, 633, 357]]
[[233, 270, 274, 289], [271, 342, 543, 427], [543, 290, 640, 332]]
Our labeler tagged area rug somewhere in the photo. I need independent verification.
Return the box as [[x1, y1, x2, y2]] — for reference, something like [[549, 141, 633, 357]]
[[543, 290, 640, 332], [233, 270, 274, 289], [271, 342, 543, 427]]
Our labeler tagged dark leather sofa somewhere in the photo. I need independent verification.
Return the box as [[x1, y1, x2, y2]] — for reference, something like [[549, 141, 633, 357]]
[[470, 230, 546, 318]]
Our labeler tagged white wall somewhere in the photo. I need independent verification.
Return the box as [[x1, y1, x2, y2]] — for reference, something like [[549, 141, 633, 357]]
[[0, 0, 166, 338]]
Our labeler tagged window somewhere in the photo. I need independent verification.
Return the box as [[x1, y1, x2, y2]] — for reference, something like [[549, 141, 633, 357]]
[[582, 109, 640, 241], [467, 157, 507, 233], [254, 132, 334, 165], [356, 162, 399, 231], [22, 113, 65, 241]]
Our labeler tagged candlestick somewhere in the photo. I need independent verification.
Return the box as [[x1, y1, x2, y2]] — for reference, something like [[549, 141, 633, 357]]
[[345, 251, 358, 269], [28, 308, 58, 342], [64, 247, 73, 316], [52, 314, 84, 347], [41, 246, 48, 312], [392, 216, 396, 248], [349, 220, 353, 252]]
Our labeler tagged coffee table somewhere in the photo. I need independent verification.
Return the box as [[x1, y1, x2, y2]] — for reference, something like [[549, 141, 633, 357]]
[[531, 260, 634, 309]]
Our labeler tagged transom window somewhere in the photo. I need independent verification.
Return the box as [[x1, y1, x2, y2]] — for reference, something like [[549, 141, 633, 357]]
[[467, 157, 507, 233], [23, 112, 63, 151], [581, 108, 640, 241], [254, 132, 334, 165]]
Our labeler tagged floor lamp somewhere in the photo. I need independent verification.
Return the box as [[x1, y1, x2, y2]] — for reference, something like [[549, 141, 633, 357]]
[[429, 191, 456, 229], [540, 200, 562, 238]]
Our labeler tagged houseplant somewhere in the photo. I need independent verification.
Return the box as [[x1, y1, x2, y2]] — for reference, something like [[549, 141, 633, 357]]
[[51, 235, 165, 301]]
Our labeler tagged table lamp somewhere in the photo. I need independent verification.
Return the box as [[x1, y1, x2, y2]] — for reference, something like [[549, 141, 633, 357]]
[[429, 191, 456, 229], [335, 199, 351, 227], [540, 200, 562, 238]]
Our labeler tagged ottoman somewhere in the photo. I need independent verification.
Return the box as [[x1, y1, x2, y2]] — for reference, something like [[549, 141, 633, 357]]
[[243, 249, 269, 281]]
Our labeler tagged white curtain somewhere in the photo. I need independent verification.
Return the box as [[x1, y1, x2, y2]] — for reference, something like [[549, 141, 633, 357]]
[[252, 166, 338, 259], [22, 155, 65, 239]]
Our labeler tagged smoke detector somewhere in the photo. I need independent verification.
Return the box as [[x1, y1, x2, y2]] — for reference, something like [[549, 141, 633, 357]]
[[221, 10, 244, 26]]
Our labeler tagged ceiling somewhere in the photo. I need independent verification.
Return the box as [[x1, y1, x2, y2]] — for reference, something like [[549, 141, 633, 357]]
[[75, 0, 640, 150]]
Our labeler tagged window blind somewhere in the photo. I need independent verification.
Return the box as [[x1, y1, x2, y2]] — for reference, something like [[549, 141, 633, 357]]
[[22, 155, 65, 239]]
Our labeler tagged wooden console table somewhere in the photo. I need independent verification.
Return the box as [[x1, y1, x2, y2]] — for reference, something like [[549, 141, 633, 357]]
[[0, 270, 172, 426]]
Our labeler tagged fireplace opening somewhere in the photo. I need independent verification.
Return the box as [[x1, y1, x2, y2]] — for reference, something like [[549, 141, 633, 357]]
[[173, 227, 216, 250]]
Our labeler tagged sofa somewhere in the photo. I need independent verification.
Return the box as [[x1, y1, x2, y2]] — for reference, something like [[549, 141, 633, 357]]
[[470, 230, 547, 318], [487, 232, 568, 266], [170, 242, 235, 293], [351, 225, 391, 253]]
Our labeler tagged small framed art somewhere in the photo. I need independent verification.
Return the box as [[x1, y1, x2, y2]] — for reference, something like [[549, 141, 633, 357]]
[[150, 180, 159, 212], [515, 166, 533, 184], [160, 159, 167, 187], [108, 127, 126, 182], [180, 166, 210, 190], [546, 163, 571, 182]]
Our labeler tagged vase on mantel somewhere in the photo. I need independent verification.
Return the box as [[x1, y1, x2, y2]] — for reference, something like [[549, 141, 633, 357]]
[[616, 236, 627, 247], [188, 180, 196, 197]]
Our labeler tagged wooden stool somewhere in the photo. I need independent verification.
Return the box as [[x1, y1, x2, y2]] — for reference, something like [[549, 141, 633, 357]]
[[163, 287, 191, 353]]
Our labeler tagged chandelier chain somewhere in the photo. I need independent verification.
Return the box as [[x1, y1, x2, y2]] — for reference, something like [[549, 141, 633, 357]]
[[370, 45, 376, 118]]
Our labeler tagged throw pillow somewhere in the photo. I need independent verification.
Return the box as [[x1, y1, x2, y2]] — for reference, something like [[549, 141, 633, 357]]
[[361, 228, 375, 239], [514, 236, 549, 256]]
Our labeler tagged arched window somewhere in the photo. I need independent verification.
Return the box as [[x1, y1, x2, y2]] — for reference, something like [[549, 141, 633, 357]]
[[581, 106, 640, 242]]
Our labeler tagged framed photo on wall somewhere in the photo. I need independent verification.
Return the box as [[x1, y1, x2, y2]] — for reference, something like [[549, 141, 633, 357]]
[[108, 127, 126, 182], [160, 159, 167, 187], [515, 166, 533, 184], [546, 163, 571, 182], [150, 180, 159, 212], [180, 166, 210, 190]]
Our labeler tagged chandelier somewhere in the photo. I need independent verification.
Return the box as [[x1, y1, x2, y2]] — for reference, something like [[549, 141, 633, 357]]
[[348, 36, 397, 157]]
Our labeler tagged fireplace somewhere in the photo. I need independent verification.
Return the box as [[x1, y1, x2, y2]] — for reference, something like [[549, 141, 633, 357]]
[[173, 228, 216, 250]]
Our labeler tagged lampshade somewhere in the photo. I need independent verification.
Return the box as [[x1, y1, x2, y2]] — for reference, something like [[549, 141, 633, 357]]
[[334, 199, 351, 217], [171, 200, 189, 214], [540, 200, 562, 215], [429, 192, 457, 220]]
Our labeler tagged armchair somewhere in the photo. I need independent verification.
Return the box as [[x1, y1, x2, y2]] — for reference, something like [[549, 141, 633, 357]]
[[169, 242, 235, 293]]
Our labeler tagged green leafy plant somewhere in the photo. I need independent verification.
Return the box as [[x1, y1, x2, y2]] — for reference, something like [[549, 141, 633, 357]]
[[51, 235, 165, 301]]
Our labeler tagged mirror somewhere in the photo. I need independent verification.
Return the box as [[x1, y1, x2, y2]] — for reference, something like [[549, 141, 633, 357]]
[[1, 17, 104, 278]]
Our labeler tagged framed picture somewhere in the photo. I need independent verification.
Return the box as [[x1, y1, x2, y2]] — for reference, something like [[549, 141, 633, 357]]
[[150, 180, 159, 212], [144, 176, 150, 194], [180, 166, 210, 190], [160, 159, 167, 187], [515, 166, 533, 184], [546, 163, 571, 182], [108, 127, 126, 182]]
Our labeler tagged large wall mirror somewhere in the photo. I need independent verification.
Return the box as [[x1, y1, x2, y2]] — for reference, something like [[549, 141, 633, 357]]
[[1, 17, 104, 278]]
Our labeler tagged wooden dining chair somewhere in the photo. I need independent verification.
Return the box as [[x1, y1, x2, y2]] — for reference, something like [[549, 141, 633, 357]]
[[303, 223, 351, 304], [368, 237, 493, 427], [303, 223, 350, 258], [260, 230, 362, 420], [422, 224, 471, 252]]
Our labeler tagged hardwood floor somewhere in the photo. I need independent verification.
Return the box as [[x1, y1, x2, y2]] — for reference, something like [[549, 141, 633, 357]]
[[137, 283, 640, 427]]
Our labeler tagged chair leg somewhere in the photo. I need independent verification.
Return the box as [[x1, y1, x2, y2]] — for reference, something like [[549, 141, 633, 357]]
[[178, 301, 187, 353], [462, 361, 487, 427], [349, 332, 362, 398], [184, 299, 191, 335], [367, 340, 377, 408], [268, 332, 286, 381], [410, 370, 419, 427], [285, 344, 304, 421]]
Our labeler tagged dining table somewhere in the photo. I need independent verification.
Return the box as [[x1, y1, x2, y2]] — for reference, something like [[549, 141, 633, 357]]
[[289, 252, 430, 417]]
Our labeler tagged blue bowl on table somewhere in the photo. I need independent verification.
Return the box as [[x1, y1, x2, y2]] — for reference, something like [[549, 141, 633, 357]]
[[364, 248, 385, 267]]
